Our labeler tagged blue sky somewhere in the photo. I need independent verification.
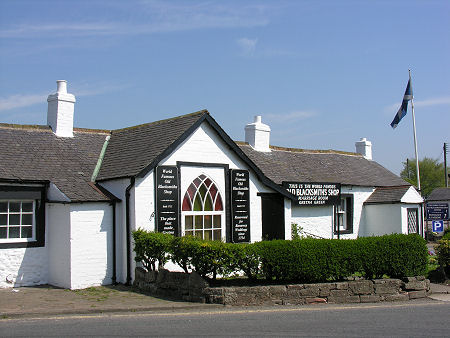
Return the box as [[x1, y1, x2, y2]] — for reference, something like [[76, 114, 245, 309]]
[[0, 0, 449, 175]]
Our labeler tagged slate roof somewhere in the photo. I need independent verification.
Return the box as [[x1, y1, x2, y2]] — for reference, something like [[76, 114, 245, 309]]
[[0, 124, 111, 202], [427, 187, 450, 201], [96, 110, 207, 181], [364, 186, 411, 204], [238, 143, 408, 187]]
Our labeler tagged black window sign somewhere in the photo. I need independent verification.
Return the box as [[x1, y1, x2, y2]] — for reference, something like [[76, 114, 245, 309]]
[[156, 166, 179, 236], [231, 169, 250, 243], [283, 182, 341, 206], [426, 203, 449, 220]]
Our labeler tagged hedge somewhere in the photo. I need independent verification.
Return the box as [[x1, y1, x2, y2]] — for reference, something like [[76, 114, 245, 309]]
[[132, 230, 427, 282]]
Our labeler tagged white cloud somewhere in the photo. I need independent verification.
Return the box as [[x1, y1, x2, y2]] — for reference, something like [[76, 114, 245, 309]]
[[236, 38, 258, 56], [0, 94, 46, 112], [0, 82, 129, 112], [385, 95, 450, 113], [266, 111, 317, 123], [0, 1, 271, 39]]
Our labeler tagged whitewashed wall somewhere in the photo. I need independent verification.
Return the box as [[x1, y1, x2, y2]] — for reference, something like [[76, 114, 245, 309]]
[[136, 122, 274, 244], [290, 186, 374, 239], [0, 204, 55, 289], [69, 202, 113, 289], [47, 203, 71, 288], [363, 204, 402, 236], [99, 178, 130, 284]]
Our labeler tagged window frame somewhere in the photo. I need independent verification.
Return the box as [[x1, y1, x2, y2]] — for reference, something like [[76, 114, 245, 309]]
[[0, 185, 46, 249], [181, 174, 225, 241], [334, 194, 353, 235], [0, 200, 36, 242]]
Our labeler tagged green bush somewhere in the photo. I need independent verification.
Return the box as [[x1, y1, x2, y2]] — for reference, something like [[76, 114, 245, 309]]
[[132, 229, 173, 271], [436, 239, 450, 277], [357, 234, 427, 279], [132, 230, 428, 282]]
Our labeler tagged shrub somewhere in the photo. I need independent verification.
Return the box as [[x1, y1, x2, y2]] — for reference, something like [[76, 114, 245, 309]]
[[436, 239, 450, 278], [357, 234, 427, 279], [132, 229, 173, 271], [132, 230, 428, 282]]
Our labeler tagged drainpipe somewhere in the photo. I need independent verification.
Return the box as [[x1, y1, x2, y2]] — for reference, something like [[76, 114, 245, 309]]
[[111, 201, 117, 285], [125, 177, 135, 286]]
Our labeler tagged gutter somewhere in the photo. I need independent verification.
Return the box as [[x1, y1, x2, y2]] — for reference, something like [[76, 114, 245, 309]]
[[125, 177, 135, 286]]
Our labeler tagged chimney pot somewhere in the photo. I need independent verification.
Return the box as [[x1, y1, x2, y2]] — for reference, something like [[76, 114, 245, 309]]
[[56, 80, 67, 94]]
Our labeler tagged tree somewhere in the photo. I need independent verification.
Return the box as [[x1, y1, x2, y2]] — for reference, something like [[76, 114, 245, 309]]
[[400, 157, 447, 197]]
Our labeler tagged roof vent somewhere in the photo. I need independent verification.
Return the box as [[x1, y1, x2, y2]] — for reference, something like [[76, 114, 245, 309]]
[[47, 80, 76, 137], [355, 137, 372, 160], [245, 115, 271, 152]]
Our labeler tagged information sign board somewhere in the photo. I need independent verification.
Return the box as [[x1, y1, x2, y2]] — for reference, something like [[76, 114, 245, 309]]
[[426, 203, 449, 220], [231, 169, 250, 243], [283, 182, 341, 206], [155, 166, 179, 236]]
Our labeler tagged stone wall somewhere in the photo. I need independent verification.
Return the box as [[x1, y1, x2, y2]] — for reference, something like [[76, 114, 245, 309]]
[[134, 268, 430, 306]]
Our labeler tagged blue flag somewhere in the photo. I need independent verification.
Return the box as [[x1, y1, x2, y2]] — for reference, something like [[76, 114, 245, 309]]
[[391, 78, 413, 129]]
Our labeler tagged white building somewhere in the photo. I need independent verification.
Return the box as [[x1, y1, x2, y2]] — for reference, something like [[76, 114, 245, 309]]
[[0, 81, 423, 289]]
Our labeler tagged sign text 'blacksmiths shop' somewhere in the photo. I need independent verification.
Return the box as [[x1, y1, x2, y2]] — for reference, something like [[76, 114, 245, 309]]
[[283, 182, 341, 206], [156, 166, 179, 236]]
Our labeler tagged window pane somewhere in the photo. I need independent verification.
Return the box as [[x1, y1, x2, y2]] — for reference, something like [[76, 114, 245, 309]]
[[9, 214, 20, 225], [193, 177, 201, 187], [185, 215, 193, 230], [21, 226, 32, 238], [0, 227, 6, 239], [0, 214, 7, 225], [185, 230, 194, 237], [205, 178, 212, 188], [193, 194, 202, 211], [204, 230, 212, 241], [9, 227, 20, 238], [213, 215, 221, 228], [209, 184, 217, 201], [199, 184, 207, 200], [204, 195, 213, 211], [214, 194, 223, 211], [0, 202, 7, 212], [10, 202, 20, 212], [22, 202, 33, 212], [204, 215, 212, 229], [195, 215, 203, 230], [182, 193, 192, 211], [213, 230, 221, 241], [22, 214, 33, 225], [187, 183, 196, 199], [194, 231, 203, 239]]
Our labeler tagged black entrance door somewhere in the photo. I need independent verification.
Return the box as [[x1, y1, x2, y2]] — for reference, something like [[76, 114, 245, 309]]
[[261, 193, 285, 240]]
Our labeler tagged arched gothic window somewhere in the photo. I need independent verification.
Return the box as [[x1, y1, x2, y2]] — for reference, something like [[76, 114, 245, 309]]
[[182, 174, 223, 241]]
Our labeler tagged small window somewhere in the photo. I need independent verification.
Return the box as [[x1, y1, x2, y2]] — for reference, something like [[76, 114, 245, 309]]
[[407, 208, 419, 234], [334, 195, 353, 234], [0, 201, 35, 242]]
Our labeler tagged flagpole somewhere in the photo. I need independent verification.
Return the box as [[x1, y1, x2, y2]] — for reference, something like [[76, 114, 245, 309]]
[[409, 69, 421, 192]]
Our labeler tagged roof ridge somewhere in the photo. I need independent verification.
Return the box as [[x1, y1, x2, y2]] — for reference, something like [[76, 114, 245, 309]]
[[235, 141, 361, 157], [0, 123, 51, 131], [74, 127, 111, 134], [112, 109, 209, 133]]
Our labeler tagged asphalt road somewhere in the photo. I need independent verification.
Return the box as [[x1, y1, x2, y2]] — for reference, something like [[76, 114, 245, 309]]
[[1, 299, 448, 337]]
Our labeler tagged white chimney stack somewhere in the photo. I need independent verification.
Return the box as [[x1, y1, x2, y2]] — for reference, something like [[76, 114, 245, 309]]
[[245, 115, 271, 152], [355, 137, 372, 160], [47, 80, 75, 137]]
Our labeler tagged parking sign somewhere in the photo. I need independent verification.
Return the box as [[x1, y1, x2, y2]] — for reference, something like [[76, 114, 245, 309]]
[[432, 220, 444, 232]]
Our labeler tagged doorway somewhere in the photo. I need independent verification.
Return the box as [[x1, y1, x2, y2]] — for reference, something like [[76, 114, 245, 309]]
[[260, 193, 285, 240]]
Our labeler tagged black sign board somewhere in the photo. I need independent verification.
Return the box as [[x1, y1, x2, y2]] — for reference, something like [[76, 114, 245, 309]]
[[231, 169, 250, 243], [426, 203, 449, 220], [283, 182, 341, 206], [156, 166, 179, 235]]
